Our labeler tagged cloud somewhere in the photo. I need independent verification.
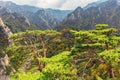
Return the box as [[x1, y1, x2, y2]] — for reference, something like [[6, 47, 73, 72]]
[[0, 0, 98, 10], [36, 0, 67, 9], [61, 0, 98, 10]]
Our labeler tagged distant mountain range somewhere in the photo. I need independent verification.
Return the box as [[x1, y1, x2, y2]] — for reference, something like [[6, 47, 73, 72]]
[[0, 1, 72, 31], [60, 0, 120, 30], [1, 0, 120, 31]]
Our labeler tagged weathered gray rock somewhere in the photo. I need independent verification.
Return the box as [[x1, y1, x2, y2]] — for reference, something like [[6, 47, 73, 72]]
[[0, 17, 13, 80], [0, 55, 10, 80]]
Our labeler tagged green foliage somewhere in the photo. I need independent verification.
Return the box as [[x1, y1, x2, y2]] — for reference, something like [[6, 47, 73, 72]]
[[38, 51, 76, 80], [10, 72, 41, 80], [95, 24, 108, 30], [7, 30, 62, 70], [99, 49, 120, 67], [11, 51, 76, 80], [70, 24, 120, 79], [5, 24, 120, 80]]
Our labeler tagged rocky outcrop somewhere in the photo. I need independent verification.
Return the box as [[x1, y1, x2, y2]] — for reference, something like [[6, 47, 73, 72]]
[[0, 18, 13, 46], [0, 6, 32, 32], [0, 17, 13, 80], [30, 9, 58, 30], [0, 18, 12, 37], [0, 55, 10, 80]]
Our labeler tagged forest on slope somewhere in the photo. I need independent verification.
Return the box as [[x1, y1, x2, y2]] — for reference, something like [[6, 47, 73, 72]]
[[1, 24, 120, 80]]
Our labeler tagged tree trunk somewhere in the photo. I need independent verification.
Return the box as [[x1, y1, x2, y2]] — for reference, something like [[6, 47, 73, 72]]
[[40, 37, 47, 58], [105, 42, 109, 50], [41, 40, 47, 58], [38, 61, 42, 71], [108, 66, 115, 78]]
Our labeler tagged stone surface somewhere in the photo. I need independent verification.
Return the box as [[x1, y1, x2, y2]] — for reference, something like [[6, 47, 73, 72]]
[[0, 18, 13, 80]]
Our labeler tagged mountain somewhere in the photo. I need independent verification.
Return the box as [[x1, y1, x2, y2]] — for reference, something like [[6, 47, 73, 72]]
[[0, 1, 55, 30], [0, 1, 72, 30], [30, 9, 57, 30], [45, 9, 72, 22], [61, 0, 120, 30], [0, 1, 39, 13], [84, 0, 108, 9], [0, 6, 38, 32]]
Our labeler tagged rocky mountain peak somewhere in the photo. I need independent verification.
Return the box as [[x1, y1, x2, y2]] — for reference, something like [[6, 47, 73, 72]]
[[61, 0, 120, 30], [35, 9, 49, 18], [0, 17, 12, 38], [0, 18, 5, 26], [30, 9, 58, 30], [74, 7, 83, 12]]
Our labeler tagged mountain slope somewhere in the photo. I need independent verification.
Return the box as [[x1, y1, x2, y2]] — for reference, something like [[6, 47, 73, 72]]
[[30, 9, 58, 30], [0, 6, 38, 32], [45, 9, 72, 22], [0, 1, 72, 24], [0, 1, 39, 13], [84, 0, 108, 9], [61, 0, 120, 30]]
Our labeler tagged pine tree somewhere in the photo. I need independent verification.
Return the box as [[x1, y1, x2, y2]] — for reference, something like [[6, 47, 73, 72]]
[[6, 30, 61, 71], [71, 24, 120, 79]]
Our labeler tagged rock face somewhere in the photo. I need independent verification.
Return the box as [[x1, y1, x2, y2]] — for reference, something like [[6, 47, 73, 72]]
[[45, 9, 72, 22], [0, 55, 10, 80], [30, 9, 58, 30], [0, 6, 32, 32], [0, 18, 13, 80], [61, 0, 120, 30], [0, 18, 12, 37]]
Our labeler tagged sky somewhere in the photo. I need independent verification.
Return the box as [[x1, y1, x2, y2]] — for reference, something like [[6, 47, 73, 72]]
[[0, 0, 98, 10]]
